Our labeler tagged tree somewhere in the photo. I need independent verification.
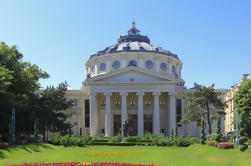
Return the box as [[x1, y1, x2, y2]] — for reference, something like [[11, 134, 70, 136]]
[[200, 119, 206, 144], [33, 119, 39, 143], [36, 82, 76, 141], [181, 83, 225, 134], [235, 76, 251, 138], [0, 42, 49, 141], [215, 116, 222, 146], [239, 111, 248, 152]]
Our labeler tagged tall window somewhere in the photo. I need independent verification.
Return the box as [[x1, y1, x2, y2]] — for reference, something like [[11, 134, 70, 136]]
[[85, 99, 90, 127], [176, 99, 182, 127]]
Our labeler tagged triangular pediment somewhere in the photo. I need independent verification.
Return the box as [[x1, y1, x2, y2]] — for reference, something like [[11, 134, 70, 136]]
[[87, 66, 174, 83]]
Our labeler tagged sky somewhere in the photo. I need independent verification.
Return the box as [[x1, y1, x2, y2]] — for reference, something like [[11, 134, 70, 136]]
[[0, 0, 250, 89]]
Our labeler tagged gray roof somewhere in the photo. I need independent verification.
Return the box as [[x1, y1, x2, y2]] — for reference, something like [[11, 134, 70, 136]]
[[89, 22, 179, 60]]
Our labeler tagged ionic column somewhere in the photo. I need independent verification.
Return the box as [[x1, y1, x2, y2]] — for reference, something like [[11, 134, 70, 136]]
[[153, 91, 161, 134], [169, 91, 176, 135], [120, 91, 128, 136], [136, 91, 145, 136], [89, 92, 96, 136], [104, 92, 112, 137]]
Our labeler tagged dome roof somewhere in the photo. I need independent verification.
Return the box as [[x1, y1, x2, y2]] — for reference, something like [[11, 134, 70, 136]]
[[89, 22, 178, 60]]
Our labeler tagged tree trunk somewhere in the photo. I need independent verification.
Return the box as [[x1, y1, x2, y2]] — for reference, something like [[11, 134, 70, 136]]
[[206, 104, 212, 134]]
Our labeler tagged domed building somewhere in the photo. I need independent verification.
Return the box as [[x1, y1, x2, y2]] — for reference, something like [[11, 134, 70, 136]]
[[67, 22, 201, 137]]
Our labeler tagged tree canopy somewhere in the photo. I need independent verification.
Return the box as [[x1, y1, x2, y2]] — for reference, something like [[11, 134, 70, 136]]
[[181, 83, 226, 134], [0, 42, 75, 142], [235, 75, 251, 138], [0, 42, 49, 140]]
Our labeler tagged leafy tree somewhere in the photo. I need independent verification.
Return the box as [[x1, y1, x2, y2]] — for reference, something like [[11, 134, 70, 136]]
[[33, 119, 39, 143], [0, 42, 49, 141], [200, 119, 206, 144], [215, 116, 222, 146], [239, 111, 248, 152], [181, 83, 225, 134], [235, 76, 251, 138], [36, 82, 76, 141]]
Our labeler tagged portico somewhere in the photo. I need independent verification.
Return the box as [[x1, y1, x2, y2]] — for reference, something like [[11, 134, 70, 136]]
[[88, 89, 177, 137]]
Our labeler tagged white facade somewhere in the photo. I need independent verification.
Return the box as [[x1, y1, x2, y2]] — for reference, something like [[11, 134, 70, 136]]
[[66, 23, 225, 137]]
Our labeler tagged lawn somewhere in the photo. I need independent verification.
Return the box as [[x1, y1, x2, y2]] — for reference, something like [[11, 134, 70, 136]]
[[0, 144, 251, 166]]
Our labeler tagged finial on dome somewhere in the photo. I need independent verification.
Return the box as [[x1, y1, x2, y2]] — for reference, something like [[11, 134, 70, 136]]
[[132, 21, 136, 28], [128, 21, 140, 35]]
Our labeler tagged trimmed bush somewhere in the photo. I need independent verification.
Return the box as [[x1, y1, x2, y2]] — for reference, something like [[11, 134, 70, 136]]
[[175, 137, 190, 147], [126, 136, 141, 142], [156, 138, 174, 146], [206, 140, 216, 146], [189, 137, 200, 144], [108, 135, 122, 143], [217, 142, 234, 149], [0, 142, 8, 149]]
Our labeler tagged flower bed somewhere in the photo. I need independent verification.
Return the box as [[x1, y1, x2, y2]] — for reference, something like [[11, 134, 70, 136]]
[[217, 142, 234, 149], [8, 162, 158, 166]]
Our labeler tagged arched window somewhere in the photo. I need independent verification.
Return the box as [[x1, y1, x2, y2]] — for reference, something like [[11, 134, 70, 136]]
[[128, 60, 137, 67], [99, 63, 106, 71]]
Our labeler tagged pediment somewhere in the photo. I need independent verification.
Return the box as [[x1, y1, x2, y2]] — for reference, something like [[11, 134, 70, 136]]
[[87, 67, 173, 83]]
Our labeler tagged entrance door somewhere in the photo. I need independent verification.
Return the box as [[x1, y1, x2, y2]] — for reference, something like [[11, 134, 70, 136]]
[[113, 115, 121, 136], [128, 114, 138, 136], [144, 114, 152, 133]]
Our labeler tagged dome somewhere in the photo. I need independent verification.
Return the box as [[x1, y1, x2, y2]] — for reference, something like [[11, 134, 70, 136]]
[[89, 22, 178, 60]]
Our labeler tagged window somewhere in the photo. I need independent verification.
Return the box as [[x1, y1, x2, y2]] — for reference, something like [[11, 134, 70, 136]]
[[176, 99, 182, 127], [85, 99, 90, 127], [160, 63, 167, 71], [145, 60, 153, 69], [99, 63, 106, 71], [128, 60, 137, 67], [112, 61, 120, 69], [91, 66, 95, 72]]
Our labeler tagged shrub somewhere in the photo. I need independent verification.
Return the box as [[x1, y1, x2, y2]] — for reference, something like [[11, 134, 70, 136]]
[[217, 142, 234, 149], [108, 135, 122, 143], [200, 119, 206, 144], [83, 134, 94, 145], [175, 136, 190, 147], [51, 133, 61, 145], [126, 136, 141, 142], [156, 138, 173, 146], [247, 139, 251, 145], [189, 137, 200, 144], [206, 140, 216, 146], [0, 142, 8, 149]]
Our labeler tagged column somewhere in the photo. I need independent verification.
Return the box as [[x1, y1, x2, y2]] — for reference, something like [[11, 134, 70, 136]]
[[169, 91, 176, 135], [136, 91, 145, 136], [120, 91, 128, 136], [89, 92, 96, 136], [153, 91, 161, 134], [104, 92, 112, 137]]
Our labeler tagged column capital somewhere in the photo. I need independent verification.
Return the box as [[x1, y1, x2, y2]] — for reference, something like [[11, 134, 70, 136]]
[[104, 92, 112, 96], [136, 91, 145, 96], [89, 91, 96, 96], [153, 91, 161, 96], [120, 91, 128, 96], [168, 91, 176, 96]]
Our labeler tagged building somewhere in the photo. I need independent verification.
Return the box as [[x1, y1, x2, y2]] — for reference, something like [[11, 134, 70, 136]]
[[224, 74, 250, 134], [66, 22, 225, 137]]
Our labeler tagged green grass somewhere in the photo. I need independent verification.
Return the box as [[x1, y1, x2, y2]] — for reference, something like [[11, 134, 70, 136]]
[[0, 143, 251, 166]]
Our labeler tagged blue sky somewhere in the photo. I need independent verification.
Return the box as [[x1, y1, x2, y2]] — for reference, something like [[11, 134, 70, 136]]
[[0, 0, 250, 89]]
